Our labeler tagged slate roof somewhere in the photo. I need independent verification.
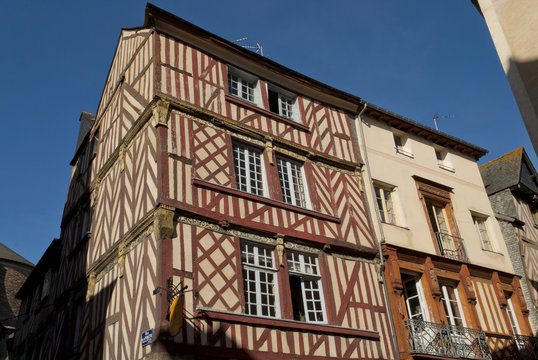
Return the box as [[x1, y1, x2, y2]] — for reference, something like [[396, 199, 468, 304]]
[[479, 147, 538, 196], [0, 243, 33, 267]]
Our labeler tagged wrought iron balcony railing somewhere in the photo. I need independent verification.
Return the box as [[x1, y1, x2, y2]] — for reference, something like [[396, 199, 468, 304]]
[[435, 232, 468, 262], [405, 319, 491, 359], [513, 334, 538, 360]]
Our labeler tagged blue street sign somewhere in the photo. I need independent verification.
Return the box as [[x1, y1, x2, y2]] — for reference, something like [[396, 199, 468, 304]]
[[141, 328, 154, 347]]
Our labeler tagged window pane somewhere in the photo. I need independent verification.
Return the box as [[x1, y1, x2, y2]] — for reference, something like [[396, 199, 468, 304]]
[[277, 157, 307, 207], [233, 144, 264, 196]]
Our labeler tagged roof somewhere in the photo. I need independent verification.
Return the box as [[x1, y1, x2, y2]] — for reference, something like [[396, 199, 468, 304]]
[[364, 102, 488, 160], [16, 239, 61, 299], [144, 4, 487, 160], [70, 111, 96, 166], [0, 243, 33, 267], [479, 147, 538, 196]]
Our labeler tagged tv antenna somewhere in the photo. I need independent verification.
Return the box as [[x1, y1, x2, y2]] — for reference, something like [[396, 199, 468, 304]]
[[432, 113, 457, 131], [232, 37, 264, 56]]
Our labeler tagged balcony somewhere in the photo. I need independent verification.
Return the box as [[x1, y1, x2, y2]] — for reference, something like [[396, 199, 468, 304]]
[[513, 335, 538, 360], [435, 232, 468, 262], [405, 319, 491, 359]]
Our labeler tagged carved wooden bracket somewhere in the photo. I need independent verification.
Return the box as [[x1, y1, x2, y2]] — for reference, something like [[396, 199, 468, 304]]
[[86, 273, 96, 302], [276, 234, 285, 267], [118, 144, 127, 172], [383, 245, 403, 295], [90, 180, 101, 207], [492, 272, 507, 309], [512, 277, 529, 316], [459, 265, 477, 305], [424, 258, 441, 299], [154, 206, 175, 240], [265, 137, 274, 165], [153, 100, 171, 128]]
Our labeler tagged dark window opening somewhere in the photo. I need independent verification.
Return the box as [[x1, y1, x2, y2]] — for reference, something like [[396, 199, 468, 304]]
[[268, 88, 279, 114], [289, 275, 305, 321]]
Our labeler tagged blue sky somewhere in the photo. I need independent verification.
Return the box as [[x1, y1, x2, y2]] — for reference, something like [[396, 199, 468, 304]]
[[1, 1, 535, 264]]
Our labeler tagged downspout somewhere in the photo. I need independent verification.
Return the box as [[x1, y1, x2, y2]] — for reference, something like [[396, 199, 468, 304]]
[[356, 102, 401, 360]]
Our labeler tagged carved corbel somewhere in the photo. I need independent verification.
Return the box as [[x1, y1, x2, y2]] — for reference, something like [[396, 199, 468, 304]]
[[354, 168, 363, 192], [492, 272, 507, 309], [118, 144, 127, 172], [90, 180, 101, 207], [153, 100, 171, 128], [276, 234, 285, 267], [383, 245, 403, 295], [512, 277, 529, 316], [425, 257, 441, 299], [154, 206, 175, 240], [459, 265, 477, 305], [118, 242, 126, 278], [265, 137, 274, 165], [86, 273, 96, 302]]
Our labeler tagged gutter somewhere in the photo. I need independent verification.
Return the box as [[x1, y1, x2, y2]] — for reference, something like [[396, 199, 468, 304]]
[[356, 102, 401, 360]]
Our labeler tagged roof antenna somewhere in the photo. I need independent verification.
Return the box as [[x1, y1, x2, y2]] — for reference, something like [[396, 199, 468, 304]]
[[232, 37, 264, 56], [432, 113, 457, 131]]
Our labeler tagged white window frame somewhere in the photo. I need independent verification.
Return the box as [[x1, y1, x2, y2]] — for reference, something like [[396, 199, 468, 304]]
[[506, 297, 522, 336], [403, 276, 430, 321], [267, 84, 301, 123], [241, 242, 280, 318], [228, 66, 261, 105], [287, 251, 327, 324], [374, 183, 399, 225], [276, 156, 310, 208], [434, 146, 455, 172], [472, 214, 495, 252], [232, 143, 268, 197], [393, 130, 414, 158], [440, 284, 466, 327]]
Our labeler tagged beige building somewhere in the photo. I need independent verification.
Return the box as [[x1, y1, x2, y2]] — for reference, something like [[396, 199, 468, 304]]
[[357, 103, 536, 358], [472, 0, 538, 157]]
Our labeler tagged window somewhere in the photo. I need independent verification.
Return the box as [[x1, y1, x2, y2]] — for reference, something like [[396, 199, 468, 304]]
[[72, 303, 83, 353], [435, 147, 455, 172], [472, 215, 494, 251], [41, 270, 52, 300], [287, 251, 326, 323], [241, 242, 280, 318], [91, 129, 99, 158], [530, 205, 538, 227], [402, 274, 429, 321], [506, 296, 521, 335], [228, 67, 259, 104], [393, 131, 413, 157], [440, 284, 465, 327], [233, 143, 266, 196], [276, 156, 309, 208], [268, 85, 300, 122], [374, 184, 398, 225]]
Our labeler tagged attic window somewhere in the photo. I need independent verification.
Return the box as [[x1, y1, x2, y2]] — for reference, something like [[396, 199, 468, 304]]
[[267, 84, 300, 123], [435, 147, 455, 172], [393, 130, 413, 158]]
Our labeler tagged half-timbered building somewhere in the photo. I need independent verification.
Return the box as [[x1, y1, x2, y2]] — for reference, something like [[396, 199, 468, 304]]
[[480, 148, 538, 334], [357, 105, 538, 359], [12, 4, 396, 360]]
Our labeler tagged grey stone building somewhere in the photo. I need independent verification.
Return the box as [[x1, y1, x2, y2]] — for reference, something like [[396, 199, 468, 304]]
[[0, 243, 33, 359], [480, 147, 538, 334]]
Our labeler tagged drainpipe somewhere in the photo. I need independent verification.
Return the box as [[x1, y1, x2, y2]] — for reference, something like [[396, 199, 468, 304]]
[[356, 102, 401, 360]]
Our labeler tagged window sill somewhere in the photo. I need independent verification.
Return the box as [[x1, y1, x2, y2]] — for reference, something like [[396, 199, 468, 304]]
[[437, 163, 455, 173], [226, 95, 310, 132], [381, 222, 409, 231], [197, 308, 379, 340], [193, 178, 340, 223], [481, 248, 503, 256], [395, 148, 414, 159]]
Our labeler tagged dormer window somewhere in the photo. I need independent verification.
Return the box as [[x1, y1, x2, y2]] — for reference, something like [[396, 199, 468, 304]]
[[268, 84, 300, 123], [228, 66, 261, 105], [393, 130, 413, 158]]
